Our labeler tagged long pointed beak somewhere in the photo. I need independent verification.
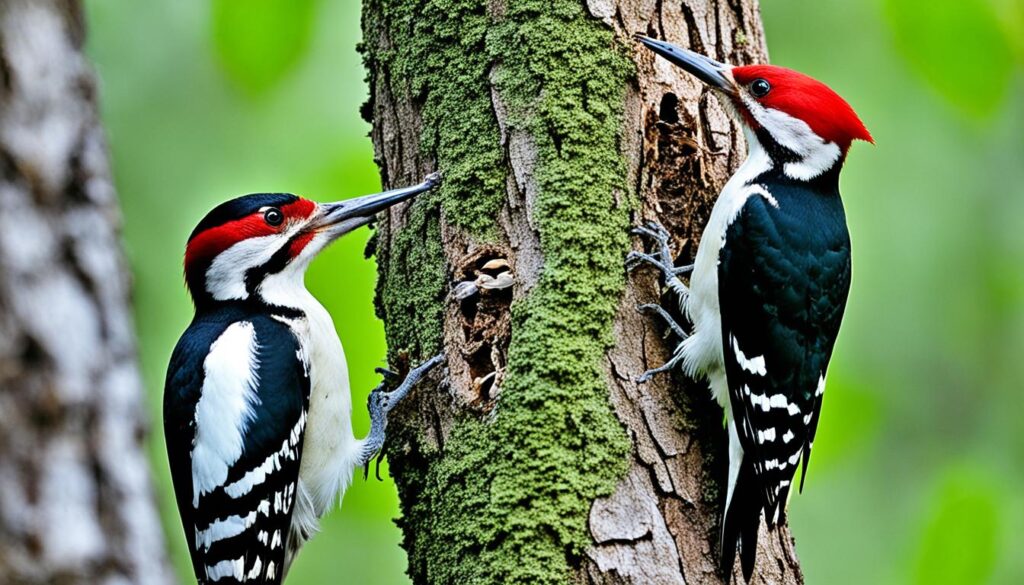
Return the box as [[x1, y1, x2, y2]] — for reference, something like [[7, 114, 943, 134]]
[[314, 172, 440, 236], [635, 35, 736, 95]]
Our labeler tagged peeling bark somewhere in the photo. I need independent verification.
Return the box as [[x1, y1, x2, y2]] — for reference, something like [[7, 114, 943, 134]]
[[363, 0, 804, 583], [0, 2, 175, 583]]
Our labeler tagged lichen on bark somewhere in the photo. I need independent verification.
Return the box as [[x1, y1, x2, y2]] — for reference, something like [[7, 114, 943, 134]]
[[363, 0, 636, 583]]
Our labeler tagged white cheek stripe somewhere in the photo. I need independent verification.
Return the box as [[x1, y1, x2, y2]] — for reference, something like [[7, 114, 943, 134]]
[[741, 94, 841, 180], [204, 223, 307, 301], [205, 235, 279, 300], [191, 322, 261, 507]]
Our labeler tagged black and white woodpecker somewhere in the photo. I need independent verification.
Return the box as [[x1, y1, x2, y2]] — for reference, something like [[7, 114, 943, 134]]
[[628, 36, 871, 581], [164, 174, 444, 584]]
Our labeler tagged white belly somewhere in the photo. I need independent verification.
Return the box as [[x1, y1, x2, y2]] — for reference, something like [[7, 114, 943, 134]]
[[258, 265, 360, 568], [295, 299, 357, 517], [679, 188, 738, 411], [680, 130, 772, 413]]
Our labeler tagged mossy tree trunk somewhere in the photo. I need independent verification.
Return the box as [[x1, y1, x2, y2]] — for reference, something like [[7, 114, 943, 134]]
[[0, 2, 175, 583], [362, 1, 803, 583]]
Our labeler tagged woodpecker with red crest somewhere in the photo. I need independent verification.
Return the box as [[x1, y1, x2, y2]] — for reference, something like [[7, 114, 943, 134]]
[[628, 36, 871, 581], [164, 174, 444, 584]]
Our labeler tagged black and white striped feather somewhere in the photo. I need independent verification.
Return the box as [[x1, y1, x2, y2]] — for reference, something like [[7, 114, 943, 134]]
[[165, 306, 310, 584], [717, 166, 850, 578]]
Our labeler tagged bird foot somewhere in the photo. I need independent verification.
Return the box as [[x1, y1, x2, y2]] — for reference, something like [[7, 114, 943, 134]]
[[374, 366, 401, 383], [360, 354, 445, 474], [628, 220, 694, 383], [634, 304, 688, 383], [636, 352, 685, 384], [637, 303, 689, 340], [627, 220, 693, 285]]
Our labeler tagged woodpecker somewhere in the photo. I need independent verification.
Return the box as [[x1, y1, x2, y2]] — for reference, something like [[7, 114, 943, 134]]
[[164, 174, 444, 584], [628, 36, 871, 581]]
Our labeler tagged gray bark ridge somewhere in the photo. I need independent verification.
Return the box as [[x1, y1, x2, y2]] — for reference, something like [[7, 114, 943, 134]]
[[0, 2, 175, 583], [364, 0, 804, 583]]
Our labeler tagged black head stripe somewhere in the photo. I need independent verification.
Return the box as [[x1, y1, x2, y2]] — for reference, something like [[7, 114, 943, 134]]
[[189, 193, 298, 243], [243, 230, 312, 295]]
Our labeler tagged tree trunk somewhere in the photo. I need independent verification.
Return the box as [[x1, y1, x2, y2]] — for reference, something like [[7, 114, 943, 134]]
[[362, 1, 803, 583], [0, 2, 175, 583]]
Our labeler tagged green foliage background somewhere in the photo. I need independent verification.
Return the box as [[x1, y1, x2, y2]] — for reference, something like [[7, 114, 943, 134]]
[[83, 0, 1023, 583]]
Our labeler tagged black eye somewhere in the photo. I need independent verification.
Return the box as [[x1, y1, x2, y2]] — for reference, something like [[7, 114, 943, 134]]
[[264, 208, 284, 226], [750, 78, 771, 98]]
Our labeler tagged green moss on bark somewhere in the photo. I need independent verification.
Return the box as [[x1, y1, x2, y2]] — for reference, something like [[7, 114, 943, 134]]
[[363, 0, 508, 356], [363, 1, 635, 583], [362, 0, 507, 237]]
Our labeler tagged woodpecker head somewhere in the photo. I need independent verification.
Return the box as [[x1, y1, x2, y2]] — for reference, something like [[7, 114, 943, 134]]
[[183, 173, 439, 310], [637, 36, 872, 181]]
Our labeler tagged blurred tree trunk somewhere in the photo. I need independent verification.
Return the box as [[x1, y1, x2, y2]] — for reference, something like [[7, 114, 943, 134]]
[[363, 1, 803, 583], [0, 2, 175, 583]]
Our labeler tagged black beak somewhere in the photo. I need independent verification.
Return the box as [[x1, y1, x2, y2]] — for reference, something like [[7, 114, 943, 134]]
[[635, 35, 735, 95], [316, 172, 440, 236]]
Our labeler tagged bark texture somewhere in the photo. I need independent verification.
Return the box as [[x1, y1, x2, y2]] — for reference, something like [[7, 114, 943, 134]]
[[362, 1, 803, 583], [0, 2, 175, 583]]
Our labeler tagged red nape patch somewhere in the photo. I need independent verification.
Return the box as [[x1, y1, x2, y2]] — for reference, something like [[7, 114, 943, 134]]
[[732, 65, 873, 150]]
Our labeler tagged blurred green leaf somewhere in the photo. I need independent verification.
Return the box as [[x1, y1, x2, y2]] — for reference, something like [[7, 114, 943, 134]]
[[883, 0, 1015, 118], [800, 373, 880, 475], [991, 0, 1024, 62], [914, 468, 1001, 585], [211, 0, 320, 94]]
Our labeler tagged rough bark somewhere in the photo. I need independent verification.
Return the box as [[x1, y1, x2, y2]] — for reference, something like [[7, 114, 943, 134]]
[[0, 2, 175, 583], [362, 1, 803, 583]]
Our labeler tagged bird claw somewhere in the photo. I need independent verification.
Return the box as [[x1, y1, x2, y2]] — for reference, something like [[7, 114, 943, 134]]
[[627, 220, 685, 286], [629, 220, 671, 242], [375, 367, 401, 383], [628, 220, 694, 382], [359, 354, 446, 470], [635, 352, 685, 384], [362, 452, 385, 482], [367, 354, 444, 417]]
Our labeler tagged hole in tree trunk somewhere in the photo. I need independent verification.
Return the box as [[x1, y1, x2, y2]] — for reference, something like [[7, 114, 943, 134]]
[[659, 93, 680, 124]]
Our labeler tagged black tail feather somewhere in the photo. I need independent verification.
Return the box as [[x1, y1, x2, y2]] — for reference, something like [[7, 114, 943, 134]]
[[721, 457, 761, 583], [739, 500, 759, 582]]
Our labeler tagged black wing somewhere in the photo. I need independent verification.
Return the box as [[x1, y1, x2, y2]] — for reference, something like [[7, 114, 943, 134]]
[[719, 190, 851, 526], [165, 310, 309, 584]]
